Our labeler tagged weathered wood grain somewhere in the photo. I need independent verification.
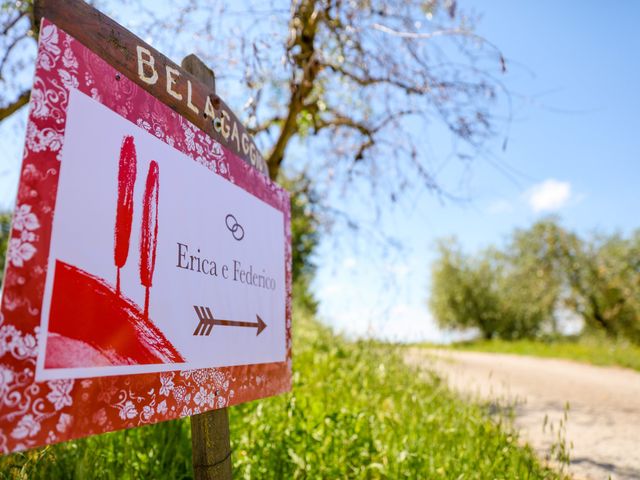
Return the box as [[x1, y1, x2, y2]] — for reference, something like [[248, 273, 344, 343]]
[[190, 409, 232, 480]]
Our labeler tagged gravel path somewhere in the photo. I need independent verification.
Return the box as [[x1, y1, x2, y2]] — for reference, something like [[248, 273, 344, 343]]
[[404, 349, 640, 480]]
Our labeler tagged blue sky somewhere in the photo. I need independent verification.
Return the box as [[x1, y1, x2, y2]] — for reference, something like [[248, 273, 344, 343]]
[[1, 1, 639, 342], [314, 1, 640, 342]]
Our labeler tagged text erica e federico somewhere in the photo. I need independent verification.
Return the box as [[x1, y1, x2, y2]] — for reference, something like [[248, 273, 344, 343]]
[[176, 242, 277, 290]]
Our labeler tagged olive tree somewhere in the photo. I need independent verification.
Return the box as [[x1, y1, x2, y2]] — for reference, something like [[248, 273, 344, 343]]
[[430, 239, 507, 339], [564, 231, 640, 343], [430, 220, 640, 343]]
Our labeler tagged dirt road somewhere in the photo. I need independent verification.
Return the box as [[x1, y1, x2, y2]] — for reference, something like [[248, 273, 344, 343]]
[[404, 349, 640, 480]]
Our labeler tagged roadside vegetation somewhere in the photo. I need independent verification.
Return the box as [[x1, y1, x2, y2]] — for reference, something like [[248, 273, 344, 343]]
[[430, 218, 640, 347], [0, 305, 561, 479], [450, 334, 640, 372]]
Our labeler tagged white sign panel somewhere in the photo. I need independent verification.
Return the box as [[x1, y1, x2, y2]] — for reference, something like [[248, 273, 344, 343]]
[[36, 89, 286, 380]]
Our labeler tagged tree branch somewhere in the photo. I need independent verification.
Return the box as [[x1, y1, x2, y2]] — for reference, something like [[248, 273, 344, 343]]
[[372, 23, 467, 40], [0, 34, 29, 79], [265, 0, 322, 180], [2, 11, 26, 36], [372, 23, 507, 73], [323, 62, 431, 95], [246, 116, 283, 136], [315, 112, 375, 161], [315, 113, 371, 136], [0, 90, 30, 121]]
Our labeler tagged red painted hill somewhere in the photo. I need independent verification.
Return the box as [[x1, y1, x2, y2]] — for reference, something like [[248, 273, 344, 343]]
[[44, 260, 184, 369]]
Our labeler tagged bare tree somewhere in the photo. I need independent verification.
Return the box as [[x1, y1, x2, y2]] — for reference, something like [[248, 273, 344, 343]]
[[1, 0, 507, 196], [0, 0, 36, 121]]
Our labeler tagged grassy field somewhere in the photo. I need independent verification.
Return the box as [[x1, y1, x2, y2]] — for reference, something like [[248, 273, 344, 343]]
[[448, 335, 640, 372], [0, 307, 561, 479]]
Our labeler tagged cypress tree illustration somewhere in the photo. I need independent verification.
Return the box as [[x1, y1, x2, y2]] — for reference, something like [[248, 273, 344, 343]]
[[140, 160, 159, 319], [114, 135, 137, 294]]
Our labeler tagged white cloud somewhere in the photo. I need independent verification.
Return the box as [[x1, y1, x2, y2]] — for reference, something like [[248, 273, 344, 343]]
[[384, 261, 411, 278], [486, 199, 514, 215], [526, 179, 572, 213], [342, 256, 357, 269]]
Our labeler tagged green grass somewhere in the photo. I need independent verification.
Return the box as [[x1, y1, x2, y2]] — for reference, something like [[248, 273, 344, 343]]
[[448, 334, 640, 372], [0, 307, 559, 479]]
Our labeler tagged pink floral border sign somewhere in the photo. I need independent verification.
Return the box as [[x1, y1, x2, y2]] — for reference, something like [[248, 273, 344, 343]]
[[0, 18, 292, 453]]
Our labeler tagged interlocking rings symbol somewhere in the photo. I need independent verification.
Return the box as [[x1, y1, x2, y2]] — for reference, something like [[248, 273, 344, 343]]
[[225, 214, 245, 241]]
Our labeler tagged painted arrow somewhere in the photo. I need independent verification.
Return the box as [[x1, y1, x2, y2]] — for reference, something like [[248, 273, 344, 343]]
[[193, 305, 267, 336]]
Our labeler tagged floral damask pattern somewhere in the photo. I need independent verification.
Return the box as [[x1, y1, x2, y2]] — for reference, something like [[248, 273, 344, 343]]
[[0, 20, 292, 453], [7, 204, 40, 268]]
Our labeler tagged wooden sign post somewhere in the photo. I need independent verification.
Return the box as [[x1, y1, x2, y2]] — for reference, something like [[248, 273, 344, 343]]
[[0, 0, 292, 472], [191, 408, 232, 479], [180, 54, 232, 480]]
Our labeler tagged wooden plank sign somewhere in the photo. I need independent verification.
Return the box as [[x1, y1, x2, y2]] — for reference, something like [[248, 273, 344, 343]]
[[33, 0, 269, 176], [0, 3, 292, 454]]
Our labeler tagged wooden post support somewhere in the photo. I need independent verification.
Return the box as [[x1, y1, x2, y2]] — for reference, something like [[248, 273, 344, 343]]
[[182, 54, 232, 480], [182, 54, 216, 95], [190, 409, 232, 479]]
